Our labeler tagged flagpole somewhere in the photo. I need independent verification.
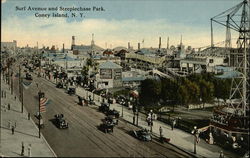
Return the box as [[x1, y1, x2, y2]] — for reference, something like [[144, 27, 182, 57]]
[[21, 77, 24, 113], [38, 91, 41, 138]]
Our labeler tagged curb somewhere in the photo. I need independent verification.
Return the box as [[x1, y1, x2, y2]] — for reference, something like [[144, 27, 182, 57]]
[[2, 79, 57, 158], [27, 108, 57, 157]]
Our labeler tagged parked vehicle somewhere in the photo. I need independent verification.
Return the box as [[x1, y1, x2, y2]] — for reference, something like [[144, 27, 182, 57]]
[[54, 114, 69, 129], [132, 129, 152, 141], [99, 102, 110, 113], [56, 82, 63, 88], [67, 88, 76, 95]]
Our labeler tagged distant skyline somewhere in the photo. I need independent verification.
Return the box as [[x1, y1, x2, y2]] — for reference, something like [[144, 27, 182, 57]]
[[2, 0, 241, 49]]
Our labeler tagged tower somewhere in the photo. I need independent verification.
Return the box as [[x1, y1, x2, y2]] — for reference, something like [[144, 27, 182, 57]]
[[71, 36, 75, 50], [210, 0, 249, 136], [91, 33, 95, 46], [159, 37, 161, 49]]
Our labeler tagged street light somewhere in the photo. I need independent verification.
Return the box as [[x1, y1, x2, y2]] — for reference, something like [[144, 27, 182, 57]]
[[150, 109, 153, 132], [191, 126, 200, 154]]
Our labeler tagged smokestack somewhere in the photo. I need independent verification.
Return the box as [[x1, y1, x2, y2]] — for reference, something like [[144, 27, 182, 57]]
[[167, 37, 169, 49], [159, 37, 161, 49], [128, 42, 130, 49], [71, 36, 75, 50], [63, 43, 65, 53], [180, 35, 182, 46], [138, 43, 140, 50]]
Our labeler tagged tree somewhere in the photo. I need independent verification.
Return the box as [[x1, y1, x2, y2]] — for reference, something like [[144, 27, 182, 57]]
[[199, 79, 214, 108], [161, 78, 180, 111], [183, 79, 200, 104], [178, 85, 189, 106], [140, 79, 161, 106], [214, 78, 231, 105]]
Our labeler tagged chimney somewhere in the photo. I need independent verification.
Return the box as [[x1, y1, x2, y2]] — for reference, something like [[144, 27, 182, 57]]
[[167, 37, 169, 49], [71, 36, 75, 50], [63, 43, 65, 53], [138, 43, 140, 50], [128, 42, 130, 49], [159, 37, 161, 49]]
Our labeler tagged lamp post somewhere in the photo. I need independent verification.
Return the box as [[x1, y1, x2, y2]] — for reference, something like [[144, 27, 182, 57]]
[[150, 109, 153, 132], [136, 98, 139, 126], [121, 99, 124, 117], [191, 126, 199, 154]]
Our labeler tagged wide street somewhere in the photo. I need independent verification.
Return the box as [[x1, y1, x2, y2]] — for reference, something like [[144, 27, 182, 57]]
[[11, 61, 194, 157]]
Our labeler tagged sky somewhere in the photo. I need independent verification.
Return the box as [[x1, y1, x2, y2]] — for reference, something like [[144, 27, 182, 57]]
[[1, 0, 242, 49]]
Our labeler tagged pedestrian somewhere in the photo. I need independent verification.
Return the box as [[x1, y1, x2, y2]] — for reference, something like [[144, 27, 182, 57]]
[[15, 96, 16, 100], [219, 150, 224, 158], [28, 113, 30, 120], [159, 126, 163, 138], [28, 144, 31, 157], [11, 126, 15, 135], [8, 121, 11, 129], [8, 103, 10, 110], [21, 142, 24, 156]]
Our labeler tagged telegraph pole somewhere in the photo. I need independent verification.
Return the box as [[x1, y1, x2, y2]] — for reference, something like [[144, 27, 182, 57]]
[[21, 77, 24, 113], [38, 91, 41, 138]]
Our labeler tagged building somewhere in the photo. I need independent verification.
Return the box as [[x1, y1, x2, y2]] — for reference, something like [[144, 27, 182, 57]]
[[122, 71, 145, 88], [1, 40, 17, 53], [180, 48, 228, 73], [95, 61, 122, 89]]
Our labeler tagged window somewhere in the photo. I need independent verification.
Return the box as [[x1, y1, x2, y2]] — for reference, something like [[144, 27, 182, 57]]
[[209, 59, 214, 63], [100, 69, 112, 79]]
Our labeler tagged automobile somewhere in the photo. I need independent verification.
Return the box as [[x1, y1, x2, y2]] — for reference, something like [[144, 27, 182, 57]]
[[99, 121, 114, 133], [25, 73, 32, 80], [106, 109, 120, 118], [54, 114, 69, 129], [132, 129, 152, 141], [103, 116, 119, 125], [99, 102, 110, 113], [56, 82, 63, 88], [67, 88, 76, 95]]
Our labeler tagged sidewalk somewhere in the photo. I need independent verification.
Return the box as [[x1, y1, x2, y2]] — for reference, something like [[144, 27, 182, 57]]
[[0, 76, 56, 157]]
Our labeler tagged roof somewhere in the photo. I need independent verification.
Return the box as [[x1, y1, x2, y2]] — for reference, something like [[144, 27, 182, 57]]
[[122, 76, 145, 82], [99, 61, 122, 69], [52, 56, 81, 61], [215, 70, 242, 78], [73, 44, 103, 51], [214, 66, 234, 72]]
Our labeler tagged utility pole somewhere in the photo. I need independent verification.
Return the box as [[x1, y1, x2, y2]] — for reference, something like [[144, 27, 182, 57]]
[[21, 77, 24, 113], [136, 98, 139, 126], [38, 91, 41, 138], [11, 69, 13, 95]]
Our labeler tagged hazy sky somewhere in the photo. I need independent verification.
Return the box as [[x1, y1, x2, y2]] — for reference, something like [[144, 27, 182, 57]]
[[2, 0, 241, 49]]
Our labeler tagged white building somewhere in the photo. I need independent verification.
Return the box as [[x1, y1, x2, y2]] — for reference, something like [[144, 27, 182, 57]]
[[180, 53, 228, 73], [96, 61, 122, 89]]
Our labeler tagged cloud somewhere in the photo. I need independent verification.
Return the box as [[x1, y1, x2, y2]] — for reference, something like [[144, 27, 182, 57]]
[[2, 15, 227, 49], [2, 0, 6, 3]]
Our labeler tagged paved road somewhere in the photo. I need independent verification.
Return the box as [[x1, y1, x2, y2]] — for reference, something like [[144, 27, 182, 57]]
[[11, 64, 194, 157]]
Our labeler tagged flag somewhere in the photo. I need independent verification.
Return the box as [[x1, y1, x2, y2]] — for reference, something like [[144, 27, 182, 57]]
[[22, 81, 32, 89], [40, 97, 50, 113]]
